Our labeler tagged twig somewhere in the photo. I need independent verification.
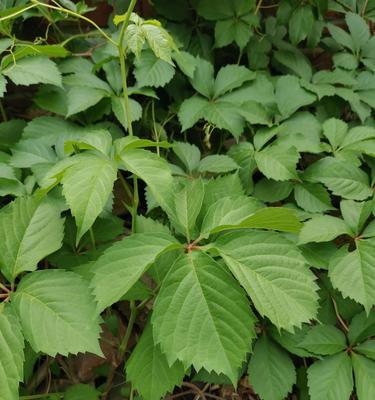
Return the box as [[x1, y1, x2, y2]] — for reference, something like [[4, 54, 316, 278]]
[[332, 296, 349, 332]]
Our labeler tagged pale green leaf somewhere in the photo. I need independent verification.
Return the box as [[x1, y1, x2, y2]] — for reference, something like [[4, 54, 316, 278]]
[[189, 57, 214, 98], [12, 270, 102, 356], [254, 178, 294, 202], [329, 240, 375, 313], [0, 195, 64, 282], [248, 335, 296, 400], [0, 304, 24, 400], [215, 231, 319, 331], [346, 12, 370, 51], [228, 142, 256, 194], [299, 325, 347, 356], [340, 199, 373, 235], [298, 215, 352, 245], [327, 23, 354, 52], [307, 353, 353, 400], [152, 251, 255, 384], [11, 139, 57, 168], [322, 118, 348, 150], [91, 233, 177, 312], [66, 86, 108, 117], [289, 6, 314, 45], [173, 141, 201, 172], [3, 56, 62, 87], [172, 50, 197, 78], [61, 153, 117, 243], [126, 323, 185, 400], [255, 145, 300, 181]]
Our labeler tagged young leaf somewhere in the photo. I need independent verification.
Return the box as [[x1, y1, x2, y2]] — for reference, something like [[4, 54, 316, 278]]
[[298, 215, 352, 244], [152, 251, 255, 384], [248, 335, 296, 400], [126, 323, 185, 400], [215, 231, 319, 331], [0, 195, 64, 282], [61, 153, 117, 244], [329, 240, 375, 313], [3, 56, 62, 87], [299, 325, 347, 356], [12, 270, 102, 356], [91, 233, 178, 312], [352, 353, 375, 400], [0, 305, 24, 400], [255, 145, 300, 181], [307, 352, 353, 400]]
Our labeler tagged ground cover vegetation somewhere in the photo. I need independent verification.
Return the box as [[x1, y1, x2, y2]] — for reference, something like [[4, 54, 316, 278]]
[[0, 0, 375, 399]]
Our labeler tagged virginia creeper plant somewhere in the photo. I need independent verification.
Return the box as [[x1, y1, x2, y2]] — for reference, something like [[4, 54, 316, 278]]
[[0, 0, 375, 399]]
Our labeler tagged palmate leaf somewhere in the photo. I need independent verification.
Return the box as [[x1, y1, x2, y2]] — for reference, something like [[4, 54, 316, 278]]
[[0, 305, 24, 400], [248, 335, 296, 400], [91, 233, 178, 312], [0, 195, 64, 282], [126, 322, 186, 400], [61, 153, 117, 244], [329, 240, 375, 313], [214, 231, 319, 331], [12, 269, 102, 357], [152, 251, 255, 384], [307, 352, 353, 400]]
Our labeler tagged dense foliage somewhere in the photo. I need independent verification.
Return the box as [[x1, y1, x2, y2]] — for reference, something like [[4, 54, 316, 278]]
[[0, 0, 375, 399]]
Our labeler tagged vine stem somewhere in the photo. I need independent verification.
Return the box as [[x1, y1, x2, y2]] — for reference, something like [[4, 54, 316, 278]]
[[332, 296, 349, 333], [119, 300, 137, 357], [0, 100, 7, 122]]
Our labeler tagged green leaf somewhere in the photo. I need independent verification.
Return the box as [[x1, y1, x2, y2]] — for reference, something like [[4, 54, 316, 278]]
[[11, 139, 57, 168], [228, 142, 256, 194], [303, 157, 373, 200], [0, 305, 24, 400], [352, 353, 375, 400], [327, 23, 354, 52], [64, 384, 99, 400], [255, 145, 300, 181], [215, 231, 319, 331], [275, 75, 316, 118], [213, 65, 254, 98], [62, 154, 117, 244], [174, 178, 204, 240], [349, 311, 375, 345], [111, 97, 142, 130], [346, 12, 370, 52], [307, 352, 353, 400], [355, 340, 375, 360], [178, 96, 209, 131], [0, 195, 64, 282], [299, 325, 347, 356], [173, 141, 201, 172], [134, 50, 175, 88], [91, 233, 177, 312], [248, 335, 296, 400], [274, 49, 312, 80], [294, 182, 335, 213], [126, 322, 185, 400], [200, 195, 261, 237], [340, 199, 373, 235], [329, 240, 375, 313], [12, 270, 102, 356], [289, 6, 314, 45], [254, 178, 294, 202], [198, 154, 239, 174], [2, 56, 62, 87], [322, 118, 348, 150], [152, 251, 255, 384], [0, 74, 6, 97], [172, 50, 197, 78], [66, 86, 108, 117], [298, 215, 352, 245], [120, 148, 174, 215], [189, 57, 214, 98]]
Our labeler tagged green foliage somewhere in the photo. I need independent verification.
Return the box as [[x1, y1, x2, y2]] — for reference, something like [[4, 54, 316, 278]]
[[0, 1, 374, 399]]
